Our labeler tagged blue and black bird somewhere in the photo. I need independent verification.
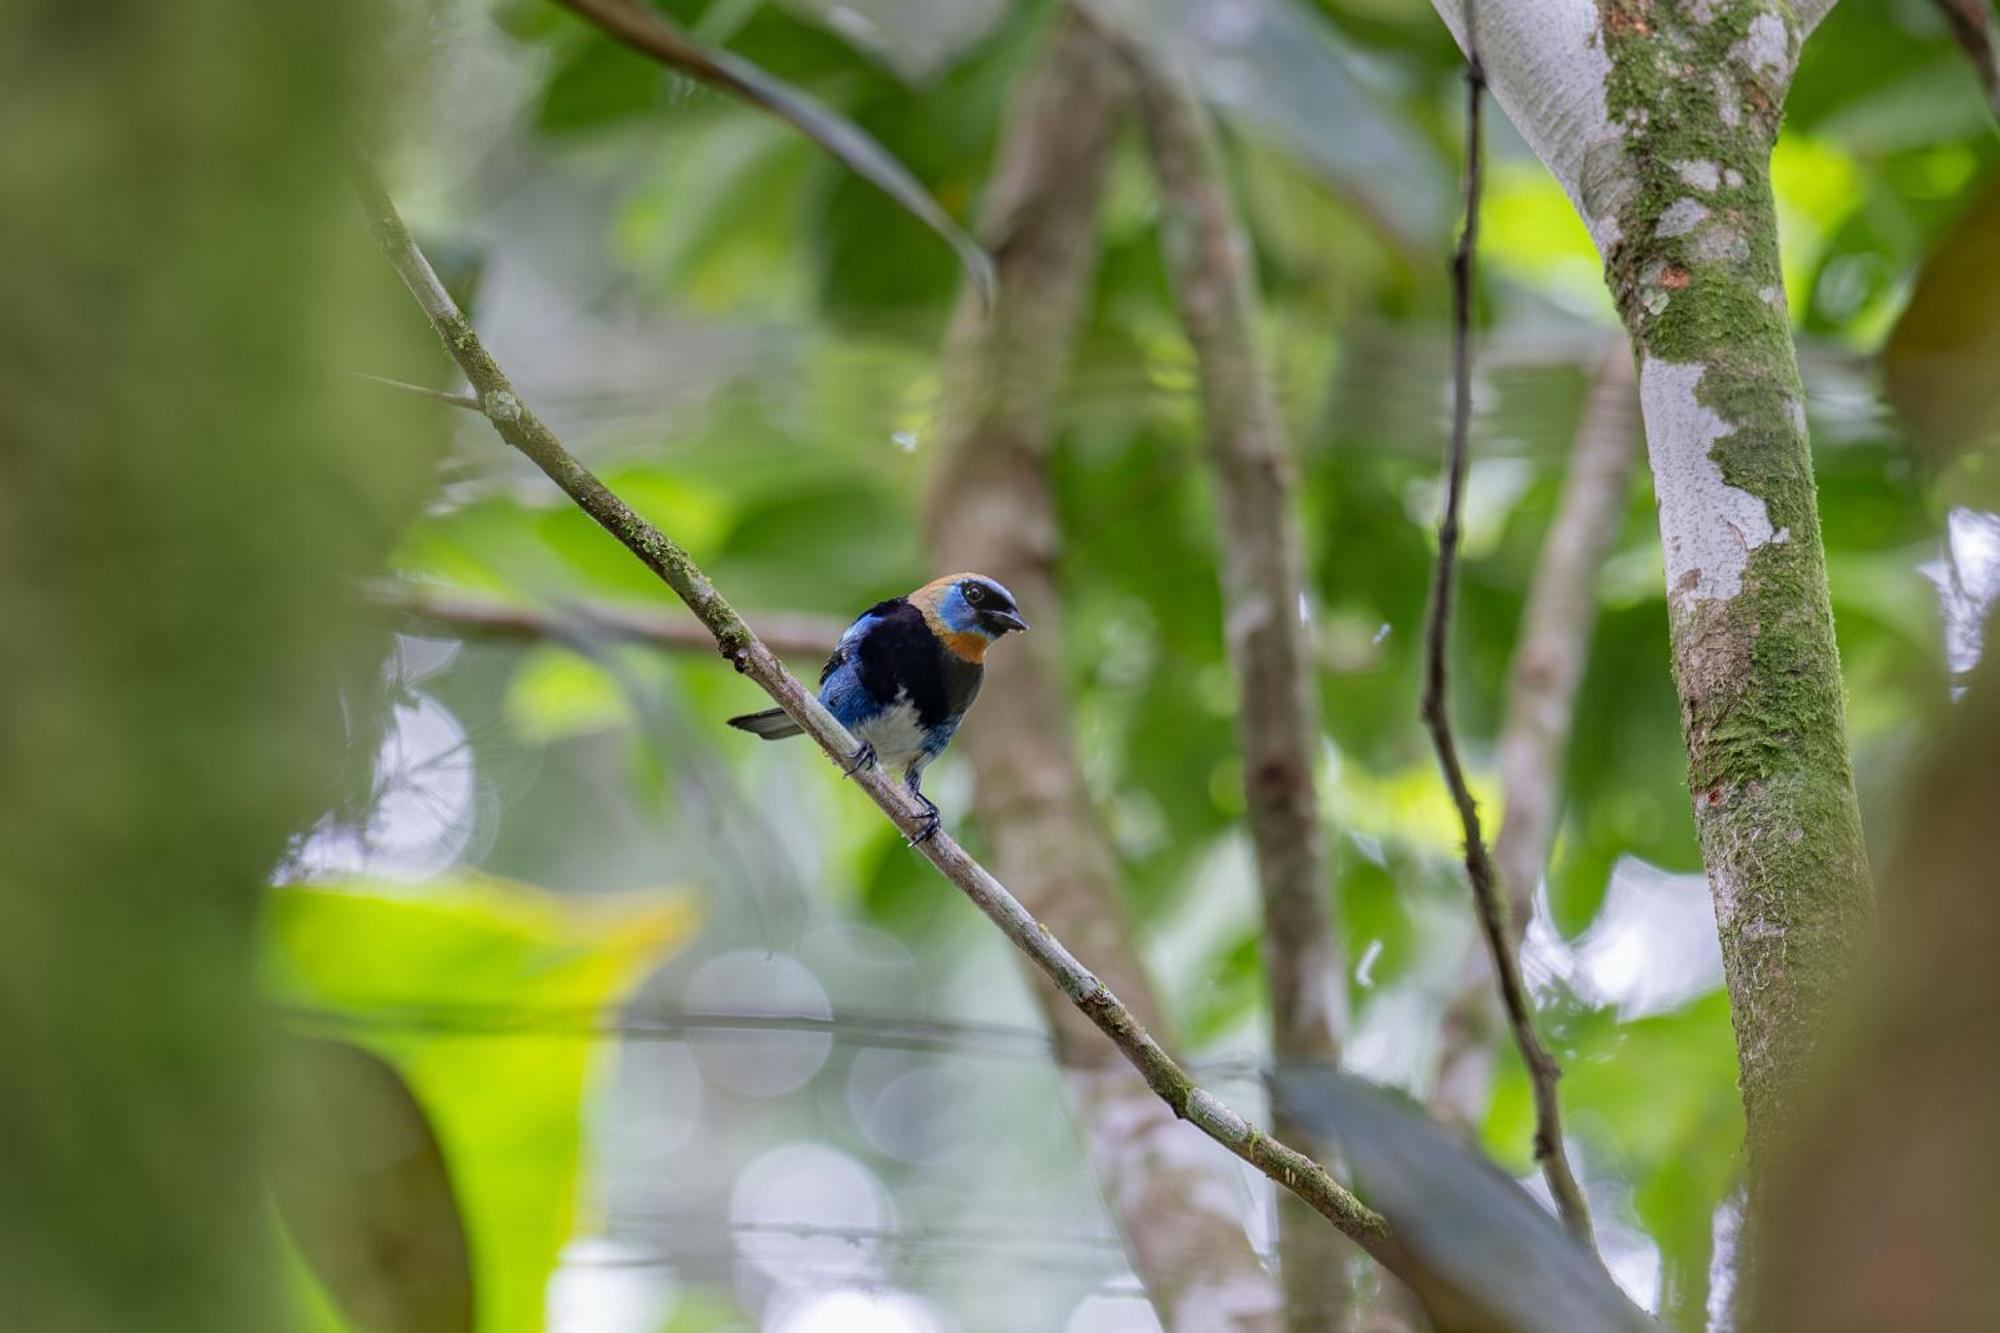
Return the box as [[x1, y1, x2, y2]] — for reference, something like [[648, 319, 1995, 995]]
[[727, 573, 1028, 841]]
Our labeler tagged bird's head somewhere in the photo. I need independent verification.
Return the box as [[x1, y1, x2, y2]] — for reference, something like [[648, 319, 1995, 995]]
[[912, 573, 1029, 659]]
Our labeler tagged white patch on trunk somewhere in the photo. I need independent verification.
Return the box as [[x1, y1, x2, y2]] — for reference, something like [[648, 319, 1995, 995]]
[[1676, 159, 1721, 191], [1733, 11, 1792, 77], [1656, 197, 1710, 237], [1691, 225, 1750, 264], [1639, 357, 1778, 611], [1713, 70, 1742, 128]]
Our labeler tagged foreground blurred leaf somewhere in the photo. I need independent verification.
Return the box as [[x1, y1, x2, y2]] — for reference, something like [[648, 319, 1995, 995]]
[[1274, 1068, 1657, 1333], [551, 0, 995, 300], [274, 1038, 474, 1333], [1884, 168, 2000, 461], [267, 879, 696, 1333]]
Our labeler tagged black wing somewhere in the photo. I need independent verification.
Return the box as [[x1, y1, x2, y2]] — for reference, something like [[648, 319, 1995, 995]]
[[821, 598, 907, 689], [854, 599, 981, 730]]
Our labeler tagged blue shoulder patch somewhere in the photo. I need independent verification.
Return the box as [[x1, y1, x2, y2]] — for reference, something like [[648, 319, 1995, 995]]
[[819, 608, 890, 730]]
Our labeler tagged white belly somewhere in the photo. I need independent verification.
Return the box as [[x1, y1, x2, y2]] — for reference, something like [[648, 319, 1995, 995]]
[[856, 697, 929, 773]]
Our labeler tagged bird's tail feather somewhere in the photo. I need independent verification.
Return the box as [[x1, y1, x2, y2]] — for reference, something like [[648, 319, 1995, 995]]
[[727, 707, 805, 740]]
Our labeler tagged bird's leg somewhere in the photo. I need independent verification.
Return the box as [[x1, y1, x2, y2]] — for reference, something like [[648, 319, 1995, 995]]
[[841, 740, 876, 777], [906, 768, 941, 844]]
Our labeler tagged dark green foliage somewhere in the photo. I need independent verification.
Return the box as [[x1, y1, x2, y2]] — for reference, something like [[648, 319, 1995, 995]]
[[273, 1039, 475, 1333]]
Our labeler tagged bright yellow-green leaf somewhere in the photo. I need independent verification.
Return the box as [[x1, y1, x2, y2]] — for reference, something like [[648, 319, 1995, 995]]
[[1482, 161, 1610, 317], [265, 878, 696, 1333], [1771, 134, 1862, 318]]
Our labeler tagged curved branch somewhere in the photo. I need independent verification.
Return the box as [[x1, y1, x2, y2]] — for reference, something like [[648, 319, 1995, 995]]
[[356, 161, 1400, 1269], [1418, 22, 1596, 1251]]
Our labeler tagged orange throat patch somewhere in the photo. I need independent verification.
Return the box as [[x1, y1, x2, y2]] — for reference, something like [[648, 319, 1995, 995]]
[[941, 630, 988, 663], [910, 574, 992, 663]]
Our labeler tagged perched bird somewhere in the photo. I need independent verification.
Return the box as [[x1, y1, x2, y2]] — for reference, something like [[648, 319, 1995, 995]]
[[727, 573, 1028, 841]]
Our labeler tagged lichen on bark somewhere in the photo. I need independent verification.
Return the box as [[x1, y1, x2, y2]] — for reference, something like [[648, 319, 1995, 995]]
[[1596, 0, 1874, 1179]]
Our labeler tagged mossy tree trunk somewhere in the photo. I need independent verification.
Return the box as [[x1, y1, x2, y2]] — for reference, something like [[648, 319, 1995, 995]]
[[0, 4, 441, 1328], [1427, 0, 1872, 1207]]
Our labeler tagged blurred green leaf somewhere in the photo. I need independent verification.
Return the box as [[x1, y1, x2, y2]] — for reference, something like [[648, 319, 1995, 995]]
[[1090, 0, 1451, 247], [266, 879, 695, 1333], [552, 0, 994, 300], [537, 33, 666, 131], [505, 645, 637, 744]]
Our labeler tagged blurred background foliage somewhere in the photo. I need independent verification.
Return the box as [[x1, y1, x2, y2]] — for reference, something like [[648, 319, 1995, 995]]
[[284, 0, 2000, 1328]]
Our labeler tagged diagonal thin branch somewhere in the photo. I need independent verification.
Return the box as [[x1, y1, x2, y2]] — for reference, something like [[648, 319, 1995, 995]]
[[372, 579, 845, 661], [1417, 13, 1597, 1252], [355, 161, 1404, 1270]]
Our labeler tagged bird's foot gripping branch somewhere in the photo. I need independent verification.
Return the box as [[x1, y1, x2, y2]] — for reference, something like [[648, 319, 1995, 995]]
[[353, 165, 1398, 1271]]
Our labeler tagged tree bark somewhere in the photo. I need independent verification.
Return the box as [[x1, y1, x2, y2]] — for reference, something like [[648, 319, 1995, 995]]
[[1427, 0, 1873, 1205], [1126, 49, 1366, 1332], [925, 14, 1287, 1328]]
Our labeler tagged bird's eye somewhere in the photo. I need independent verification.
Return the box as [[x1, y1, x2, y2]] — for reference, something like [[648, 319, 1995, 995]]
[[962, 582, 985, 604]]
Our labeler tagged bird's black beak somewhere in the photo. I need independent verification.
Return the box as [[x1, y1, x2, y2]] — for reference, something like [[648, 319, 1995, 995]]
[[988, 610, 1029, 634]]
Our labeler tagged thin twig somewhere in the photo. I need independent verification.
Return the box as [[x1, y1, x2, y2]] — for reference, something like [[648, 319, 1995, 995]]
[[355, 162, 1402, 1268], [1417, 12, 1596, 1252], [372, 579, 844, 661], [350, 370, 482, 412]]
